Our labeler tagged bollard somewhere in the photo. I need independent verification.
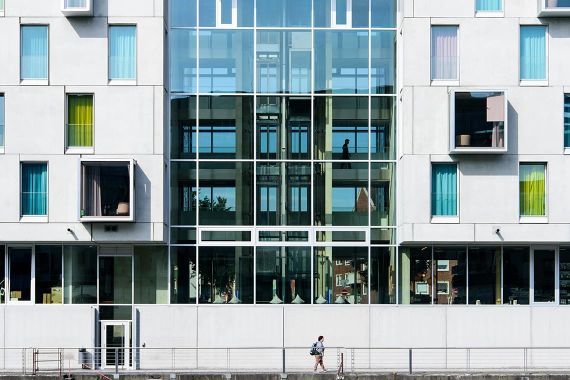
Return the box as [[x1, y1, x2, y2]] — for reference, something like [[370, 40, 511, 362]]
[[408, 348, 413, 374]]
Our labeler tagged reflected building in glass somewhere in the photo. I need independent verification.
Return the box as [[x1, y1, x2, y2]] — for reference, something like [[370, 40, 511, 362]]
[[169, 0, 397, 304]]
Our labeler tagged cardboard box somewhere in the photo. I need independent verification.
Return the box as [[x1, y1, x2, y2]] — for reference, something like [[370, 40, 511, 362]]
[[51, 287, 62, 304], [10, 291, 22, 300], [42, 293, 52, 304]]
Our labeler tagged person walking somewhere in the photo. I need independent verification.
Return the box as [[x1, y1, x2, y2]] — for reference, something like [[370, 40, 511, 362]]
[[341, 139, 351, 169], [312, 336, 326, 372]]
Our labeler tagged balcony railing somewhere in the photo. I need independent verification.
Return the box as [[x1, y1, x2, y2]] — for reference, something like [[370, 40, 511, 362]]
[[538, 0, 570, 16]]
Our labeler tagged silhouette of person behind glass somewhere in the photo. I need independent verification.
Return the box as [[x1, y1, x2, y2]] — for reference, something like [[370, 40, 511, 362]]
[[341, 139, 351, 169]]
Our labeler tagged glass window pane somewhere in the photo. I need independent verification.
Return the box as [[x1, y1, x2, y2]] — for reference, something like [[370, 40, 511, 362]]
[[370, 247, 396, 304], [21, 163, 48, 216], [199, 30, 254, 93], [560, 247, 570, 305], [134, 246, 168, 304], [468, 246, 501, 304], [371, 31, 396, 95], [314, 0, 332, 27], [80, 162, 131, 218], [199, 96, 253, 159], [220, 0, 233, 24], [199, 246, 253, 304], [64, 245, 97, 304], [431, 163, 457, 217], [67, 94, 94, 148], [256, 0, 311, 27], [371, 163, 395, 226], [35, 245, 62, 304], [0, 94, 4, 147], [171, 29, 197, 94], [371, 0, 396, 28], [21, 26, 48, 80], [352, 0, 368, 27], [199, 0, 216, 26], [520, 26, 546, 81], [171, 161, 197, 226], [0, 245, 4, 303], [520, 163, 546, 216], [431, 26, 458, 81], [533, 249, 555, 303], [503, 246, 529, 305], [314, 97, 369, 160], [399, 247, 432, 304], [198, 161, 253, 225], [170, 246, 197, 304], [171, 0, 197, 27], [256, 97, 310, 160], [256, 31, 311, 94], [314, 31, 369, 94], [8, 247, 32, 301], [314, 246, 368, 304], [432, 247, 466, 305], [99, 256, 132, 304], [314, 162, 369, 226], [371, 97, 396, 160], [565, 94, 570, 148], [170, 227, 197, 244], [171, 96, 197, 159], [109, 26, 136, 80], [476, 0, 502, 11], [237, 0, 254, 27], [336, 0, 347, 25], [256, 247, 311, 304]]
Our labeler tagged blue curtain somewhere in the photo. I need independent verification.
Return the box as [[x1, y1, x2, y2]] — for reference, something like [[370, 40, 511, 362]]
[[565, 95, 570, 148], [432, 164, 457, 216], [21, 26, 48, 79], [21, 163, 47, 216], [520, 26, 546, 80], [476, 0, 502, 11], [109, 26, 136, 79]]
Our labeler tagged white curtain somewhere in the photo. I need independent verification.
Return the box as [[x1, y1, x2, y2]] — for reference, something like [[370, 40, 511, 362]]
[[431, 26, 458, 80]]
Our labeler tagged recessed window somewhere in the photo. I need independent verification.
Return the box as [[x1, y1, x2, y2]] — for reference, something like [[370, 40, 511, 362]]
[[0, 94, 4, 149], [20, 25, 48, 80], [476, 0, 502, 12], [67, 94, 93, 149], [109, 25, 136, 80], [519, 163, 546, 217], [35, 245, 63, 304], [8, 247, 32, 302], [21, 162, 48, 216], [431, 26, 458, 81], [431, 163, 457, 217], [520, 25, 547, 81]]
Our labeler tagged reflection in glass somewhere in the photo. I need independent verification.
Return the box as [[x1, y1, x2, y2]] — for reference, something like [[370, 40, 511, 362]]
[[256, 247, 311, 304], [171, 29, 197, 93], [314, 0, 369, 27], [171, 96, 196, 159], [8, 247, 32, 302], [314, 97, 368, 160], [256, 0, 311, 27], [198, 161, 253, 225], [134, 246, 168, 304], [199, 0, 253, 26], [314, 31, 369, 94], [372, 0, 396, 28], [35, 245, 63, 304], [257, 97, 310, 160], [199, 246, 253, 303], [171, 0, 197, 27], [99, 256, 132, 304], [314, 247, 368, 304], [64, 245, 97, 304], [0, 246, 4, 303], [371, 97, 396, 160], [433, 247, 466, 304], [371, 31, 396, 95], [314, 162, 369, 226], [454, 92, 505, 149], [170, 246, 197, 304], [199, 30, 254, 93], [468, 246, 501, 304], [170, 161, 196, 226], [399, 247, 432, 304], [560, 247, 570, 305], [503, 247, 529, 304], [199, 96, 253, 159], [256, 31, 311, 94], [534, 249, 555, 302], [371, 163, 395, 226], [256, 163, 311, 226], [170, 228, 197, 244], [371, 247, 396, 304]]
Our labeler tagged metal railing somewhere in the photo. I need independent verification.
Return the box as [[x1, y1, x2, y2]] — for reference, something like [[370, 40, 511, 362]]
[[4, 347, 570, 375]]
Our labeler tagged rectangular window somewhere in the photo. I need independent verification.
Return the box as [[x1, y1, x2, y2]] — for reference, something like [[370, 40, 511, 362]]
[[564, 94, 570, 148], [431, 163, 457, 217], [109, 25, 136, 80], [21, 163, 48, 216], [170, 247, 197, 304], [533, 249, 555, 303], [63, 245, 97, 304], [0, 94, 4, 148], [134, 246, 168, 304], [476, 0, 502, 11], [335, 0, 348, 25], [67, 94, 93, 148], [20, 25, 48, 80], [0, 0, 4, 13], [99, 256, 132, 304], [520, 25, 546, 81], [467, 246, 501, 304], [560, 247, 570, 305], [8, 247, 32, 302], [35, 245, 63, 304], [431, 26, 458, 81], [519, 163, 546, 217], [503, 247, 529, 305], [370, 247, 396, 304]]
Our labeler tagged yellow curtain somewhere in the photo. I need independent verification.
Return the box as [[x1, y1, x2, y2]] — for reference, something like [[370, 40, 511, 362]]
[[520, 164, 545, 216], [68, 95, 93, 147]]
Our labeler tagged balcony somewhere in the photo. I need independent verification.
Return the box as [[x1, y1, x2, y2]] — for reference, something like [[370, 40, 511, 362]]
[[449, 90, 507, 154], [538, 0, 570, 16], [61, 0, 93, 17], [80, 160, 135, 222]]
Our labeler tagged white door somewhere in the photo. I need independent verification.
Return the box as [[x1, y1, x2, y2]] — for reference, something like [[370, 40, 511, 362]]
[[101, 321, 131, 369]]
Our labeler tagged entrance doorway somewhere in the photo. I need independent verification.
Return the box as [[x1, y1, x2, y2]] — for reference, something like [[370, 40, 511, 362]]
[[101, 321, 131, 369]]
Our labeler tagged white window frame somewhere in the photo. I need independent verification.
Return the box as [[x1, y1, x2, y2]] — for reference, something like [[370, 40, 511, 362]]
[[430, 161, 460, 224], [430, 25, 459, 85], [519, 24, 549, 86], [519, 162, 548, 223], [65, 93, 95, 155], [20, 161, 49, 221], [20, 24, 49, 85], [331, 0, 352, 28], [437, 280, 450, 295], [61, 0, 93, 17], [530, 246, 558, 304], [0, 93, 4, 154], [6, 245, 34, 304], [474, 0, 504, 17], [216, 0, 237, 27]]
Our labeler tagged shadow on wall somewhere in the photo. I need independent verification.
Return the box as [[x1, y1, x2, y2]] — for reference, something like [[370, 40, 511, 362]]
[[66, 0, 109, 38], [135, 164, 152, 223]]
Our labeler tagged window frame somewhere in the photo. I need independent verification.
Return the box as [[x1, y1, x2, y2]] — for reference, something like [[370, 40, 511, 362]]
[[331, 0, 352, 28], [474, 0, 504, 16], [216, 0, 237, 27], [108, 24, 137, 83], [6, 246, 34, 304], [430, 162, 459, 223], [519, 162, 548, 222], [0, 93, 4, 153], [519, 24, 548, 85], [564, 93, 570, 152], [20, 161, 49, 219], [65, 93, 95, 154], [430, 25, 459, 84], [20, 24, 49, 83]]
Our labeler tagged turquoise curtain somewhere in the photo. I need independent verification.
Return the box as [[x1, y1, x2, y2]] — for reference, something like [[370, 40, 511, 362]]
[[565, 95, 570, 148], [21, 163, 47, 216], [109, 26, 136, 79], [432, 164, 457, 216], [520, 26, 546, 80], [476, 0, 502, 11], [21, 26, 48, 79]]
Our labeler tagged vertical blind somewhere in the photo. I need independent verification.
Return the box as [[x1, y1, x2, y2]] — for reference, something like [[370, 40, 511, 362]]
[[520, 164, 546, 216], [564, 94, 570, 148], [476, 0, 502, 11], [520, 25, 546, 80], [109, 25, 136, 80], [431, 163, 457, 216], [431, 26, 458, 80], [68, 95, 94, 147], [21, 26, 48, 80], [21, 163, 48, 216]]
